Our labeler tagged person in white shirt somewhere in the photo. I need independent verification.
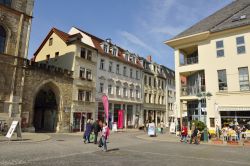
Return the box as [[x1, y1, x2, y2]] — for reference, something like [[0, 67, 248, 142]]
[[101, 122, 109, 152]]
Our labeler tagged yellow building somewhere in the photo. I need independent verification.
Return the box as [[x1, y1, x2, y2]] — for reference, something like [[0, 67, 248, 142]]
[[34, 28, 97, 132], [165, 0, 250, 130]]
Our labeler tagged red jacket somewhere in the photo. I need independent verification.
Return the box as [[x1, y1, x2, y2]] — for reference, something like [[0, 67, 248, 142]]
[[181, 126, 188, 136]]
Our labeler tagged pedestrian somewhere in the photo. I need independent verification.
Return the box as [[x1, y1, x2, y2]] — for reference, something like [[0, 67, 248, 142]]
[[160, 120, 164, 134], [216, 125, 221, 139], [100, 122, 109, 152], [180, 124, 188, 143], [83, 119, 92, 143], [190, 126, 199, 144], [145, 120, 149, 132], [92, 119, 101, 144]]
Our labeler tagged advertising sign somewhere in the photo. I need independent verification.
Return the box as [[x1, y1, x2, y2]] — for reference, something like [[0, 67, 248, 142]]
[[148, 123, 155, 136], [6, 121, 22, 139]]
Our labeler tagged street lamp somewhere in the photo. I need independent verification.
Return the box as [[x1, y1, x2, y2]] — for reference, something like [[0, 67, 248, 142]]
[[196, 92, 212, 142]]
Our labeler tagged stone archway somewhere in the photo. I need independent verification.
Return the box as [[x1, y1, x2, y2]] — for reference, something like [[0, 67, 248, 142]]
[[33, 83, 59, 132]]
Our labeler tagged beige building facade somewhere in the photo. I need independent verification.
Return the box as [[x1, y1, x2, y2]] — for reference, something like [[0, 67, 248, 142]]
[[34, 28, 97, 132], [166, 0, 250, 130], [140, 56, 175, 127]]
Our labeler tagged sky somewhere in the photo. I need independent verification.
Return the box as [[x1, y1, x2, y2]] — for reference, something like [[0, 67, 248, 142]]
[[28, 0, 233, 70]]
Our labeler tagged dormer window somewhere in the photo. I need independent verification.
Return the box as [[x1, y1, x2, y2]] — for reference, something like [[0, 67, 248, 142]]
[[103, 43, 109, 53], [125, 53, 129, 61], [112, 47, 118, 56]]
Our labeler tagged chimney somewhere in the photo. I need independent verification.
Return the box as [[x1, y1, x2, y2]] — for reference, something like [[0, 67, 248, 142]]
[[146, 55, 152, 62]]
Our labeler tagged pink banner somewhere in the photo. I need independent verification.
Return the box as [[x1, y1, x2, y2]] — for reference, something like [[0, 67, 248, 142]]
[[118, 110, 124, 129], [102, 95, 109, 123]]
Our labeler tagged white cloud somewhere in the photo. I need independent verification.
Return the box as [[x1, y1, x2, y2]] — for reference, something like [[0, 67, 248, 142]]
[[119, 31, 159, 55], [150, 26, 186, 36]]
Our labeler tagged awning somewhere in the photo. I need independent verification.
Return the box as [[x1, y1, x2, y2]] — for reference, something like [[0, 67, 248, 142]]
[[218, 106, 250, 112]]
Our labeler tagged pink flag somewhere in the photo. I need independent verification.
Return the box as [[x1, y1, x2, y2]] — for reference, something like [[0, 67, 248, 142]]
[[102, 95, 109, 123]]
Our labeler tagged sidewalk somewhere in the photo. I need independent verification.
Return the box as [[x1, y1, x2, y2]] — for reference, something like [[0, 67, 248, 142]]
[[136, 132, 250, 147], [0, 133, 51, 143]]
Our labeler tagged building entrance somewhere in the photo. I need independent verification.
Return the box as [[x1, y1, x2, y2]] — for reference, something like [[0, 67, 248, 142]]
[[33, 87, 58, 132]]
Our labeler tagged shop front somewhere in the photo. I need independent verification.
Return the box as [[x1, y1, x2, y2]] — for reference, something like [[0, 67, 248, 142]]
[[218, 106, 250, 128], [72, 112, 92, 132]]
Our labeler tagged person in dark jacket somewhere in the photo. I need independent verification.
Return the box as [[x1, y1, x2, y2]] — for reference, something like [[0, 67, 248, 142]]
[[83, 119, 93, 143], [92, 119, 101, 144], [190, 126, 199, 144]]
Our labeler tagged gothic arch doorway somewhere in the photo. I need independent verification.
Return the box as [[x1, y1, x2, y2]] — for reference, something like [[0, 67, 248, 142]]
[[33, 84, 58, 132]]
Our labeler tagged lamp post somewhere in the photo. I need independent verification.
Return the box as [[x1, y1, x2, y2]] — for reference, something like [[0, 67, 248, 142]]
[[196, 92, 212, 142]]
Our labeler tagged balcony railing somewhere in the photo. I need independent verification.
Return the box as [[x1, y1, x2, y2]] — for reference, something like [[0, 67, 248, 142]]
[[181, 56, 198, 66], [181, 85, 206, 96]]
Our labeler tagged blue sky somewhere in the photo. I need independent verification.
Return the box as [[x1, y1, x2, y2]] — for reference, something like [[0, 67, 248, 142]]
[[29, 0, 232, 69]]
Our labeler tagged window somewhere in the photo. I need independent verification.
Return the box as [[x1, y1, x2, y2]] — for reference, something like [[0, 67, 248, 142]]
[[0, 0, 11, 6], [123, 88, 127, 97], [236, 36, 246, 54], [210, 118, 215, 127], [149, 94, 151, 103], [86, 69, 92, 80], [103, 44, 109, 53], [112, 48, 117, 56], [78, 90, 85, 101], [162, 81, 164, 89], [116, 64, 120, 74], [80, 48, 86, 58], [85, 91, 91, 102], [130, 68, 133, 78], [108, 61, 113, 72], [136, 71, 139, 79], [87, 50, 92, 61], [238, 67, 249, 91], [136, 89, 139, 98], [216, 40, 224, 57], [49, 38, 53, 46], [158, 96, 161, 104], [144, 93, 147, 103], [144, 75, 147, 85], [79, 67, 85, 79], [154, 78, 156, 87], [125, 54, 129, 61], [158, 80, 161, 88], [100, 59, 105, 70], [217, 69, 228, 91], [108, 85, 112, 94], [130, 89, 133, 98], [0, 26, 6, 53], [116, 86, 120, 96], [149, 77, 151, 86], [99, 83, 104, 93], [162, 96, 164, 104], [46, 54, 50, 61], [55, 52, 59, 59], [123, 66, 127, 76]]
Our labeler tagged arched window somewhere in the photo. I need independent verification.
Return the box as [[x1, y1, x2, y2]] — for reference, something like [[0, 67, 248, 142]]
[[0, 0, 12, 6], [0, 26, 6, 54]]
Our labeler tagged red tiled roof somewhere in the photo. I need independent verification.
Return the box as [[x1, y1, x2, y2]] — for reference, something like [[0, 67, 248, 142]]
[[74, 27, 143, 69]]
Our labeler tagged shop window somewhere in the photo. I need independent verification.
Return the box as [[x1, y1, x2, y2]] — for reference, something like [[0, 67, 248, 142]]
[[0, 26, 6, 53]]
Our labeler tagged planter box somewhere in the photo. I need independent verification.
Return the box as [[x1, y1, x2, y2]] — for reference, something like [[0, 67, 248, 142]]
[[227, 141, 239, 145], [212, 140, 223, 144]]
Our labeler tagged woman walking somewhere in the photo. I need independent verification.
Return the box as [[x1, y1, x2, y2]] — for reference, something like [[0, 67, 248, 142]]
[[101, 122, 109, 152], [83, 119, 92, 143]]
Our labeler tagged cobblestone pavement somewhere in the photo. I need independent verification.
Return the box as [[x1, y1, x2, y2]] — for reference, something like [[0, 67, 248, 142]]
[[0, 131, 250, 166]]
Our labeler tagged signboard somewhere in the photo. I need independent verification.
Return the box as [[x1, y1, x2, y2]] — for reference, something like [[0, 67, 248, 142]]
[[148, 123, 155, 136], [112, 123, 117, 132], [6, 121, 22, 139], [169, 122, 176, 133]]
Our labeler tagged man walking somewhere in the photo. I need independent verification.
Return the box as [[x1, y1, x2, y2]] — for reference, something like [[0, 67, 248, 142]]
[[92, 119, 101, 144]]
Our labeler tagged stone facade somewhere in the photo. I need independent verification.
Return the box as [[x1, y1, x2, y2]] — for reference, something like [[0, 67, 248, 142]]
[[0, 0, 34, 124]]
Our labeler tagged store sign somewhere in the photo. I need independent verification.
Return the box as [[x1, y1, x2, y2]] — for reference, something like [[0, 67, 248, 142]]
[[6, 121, 22, 139]]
